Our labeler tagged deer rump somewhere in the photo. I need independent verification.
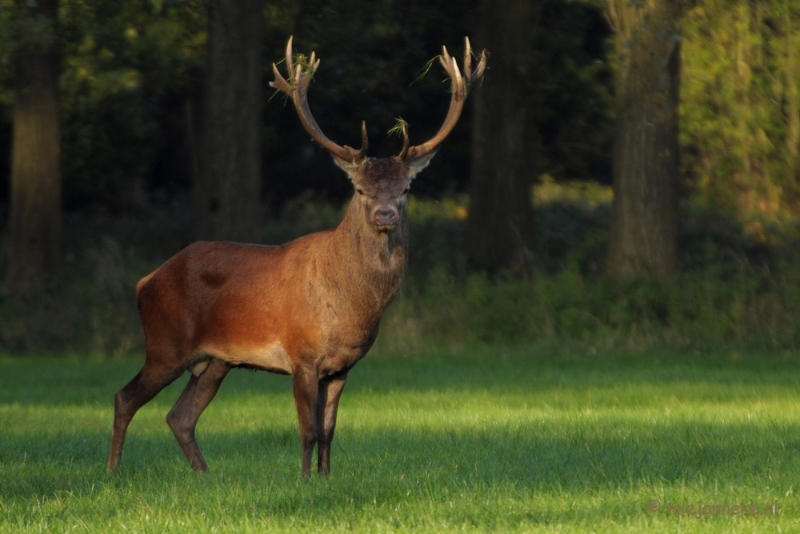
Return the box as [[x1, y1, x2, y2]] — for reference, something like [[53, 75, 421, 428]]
[[107, 36, 486, 477]]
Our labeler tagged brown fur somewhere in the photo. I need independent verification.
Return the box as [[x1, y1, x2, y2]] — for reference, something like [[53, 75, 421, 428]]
[[108, 36, 483, 477], [108, 155, 426, 477]]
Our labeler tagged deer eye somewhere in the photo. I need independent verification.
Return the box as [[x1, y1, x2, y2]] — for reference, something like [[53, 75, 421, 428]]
[[356, 188, 365, 196], [402, 186, 411, 195]]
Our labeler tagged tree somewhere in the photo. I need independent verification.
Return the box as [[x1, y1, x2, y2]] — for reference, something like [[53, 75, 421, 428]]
[[605, 0, 681, 281], [56, 0, 206, 211], [5, 0, 61, 293], [680, 0, 800, 223], [466, 0, 539, 272], [193, 0, 264, 242]]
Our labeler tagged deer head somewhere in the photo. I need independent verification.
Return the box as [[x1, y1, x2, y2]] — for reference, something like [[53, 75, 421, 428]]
[[270, 37, 486, 235]]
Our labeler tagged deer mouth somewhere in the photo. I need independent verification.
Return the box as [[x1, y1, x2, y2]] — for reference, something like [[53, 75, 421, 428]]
[[374, 222, 398, 233], [373, 208, 398, 230]]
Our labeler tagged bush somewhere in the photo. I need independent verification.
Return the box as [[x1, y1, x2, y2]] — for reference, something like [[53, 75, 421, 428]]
[[379, 191, 800, 353], [2, 193, 800, 355]]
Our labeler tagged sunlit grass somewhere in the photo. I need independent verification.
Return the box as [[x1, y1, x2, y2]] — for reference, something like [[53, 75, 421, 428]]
[[1, 350, 799, 532]]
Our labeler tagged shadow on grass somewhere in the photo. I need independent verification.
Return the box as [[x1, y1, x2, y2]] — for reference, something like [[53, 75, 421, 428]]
[[1, 415, 798, 504], [1, 353, 799, 529], [2, 352, 800, 407]]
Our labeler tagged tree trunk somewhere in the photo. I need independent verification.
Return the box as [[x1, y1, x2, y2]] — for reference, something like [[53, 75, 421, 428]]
[[785, 9, 800, 180], [605, 0, 681, 281], [6, 0, 62, 293], [194, 0, 264, 242], [466, 0, 538, 273]]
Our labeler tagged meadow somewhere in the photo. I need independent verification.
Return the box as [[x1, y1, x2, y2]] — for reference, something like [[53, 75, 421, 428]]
[[1, 347, 799, 532], [1, 191, 800, 532]]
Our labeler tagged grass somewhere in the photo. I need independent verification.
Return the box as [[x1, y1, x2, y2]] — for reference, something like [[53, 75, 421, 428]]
[[1, 348, 800, 532]]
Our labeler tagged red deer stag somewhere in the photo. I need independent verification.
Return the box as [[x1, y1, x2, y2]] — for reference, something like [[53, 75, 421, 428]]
[[107, 36, 486, 477]]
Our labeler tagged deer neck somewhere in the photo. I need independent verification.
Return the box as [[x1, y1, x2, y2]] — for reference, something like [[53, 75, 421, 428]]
[[325, 196, 408, 311]]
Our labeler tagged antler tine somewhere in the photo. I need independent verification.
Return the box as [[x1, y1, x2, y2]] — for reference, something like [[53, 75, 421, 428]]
[[270, 36, 367, 164], [285, 36, 295, 79], [309, 51, 317, 74], [461, 37, 487, 90], [439, 45, 453, 73], [471, 49, 487, 87], [438, 46, 464, 98], [270, 37, 295, 95], [397, 123, 410, 160], [464, 37, 473, 82], [401, 38, 485, 160], [270, 62, 291, 94], [358, 121, 369, 160]]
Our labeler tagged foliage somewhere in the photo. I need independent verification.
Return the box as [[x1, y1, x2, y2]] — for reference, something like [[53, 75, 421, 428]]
[[386, 260, 800, 352], [1, 353, 800, 532], [381, 194, 800, 352], [0, 0, 207, 210], [530, 0, 613, 183], [1, 0, 800, 352], [0, 4, 798, 219], [0, 199, 191, 354], [58, 0, 206, 209], [0, 0, 613, 211], [681, 0, 800, 220], [1, 192, 799, 354]]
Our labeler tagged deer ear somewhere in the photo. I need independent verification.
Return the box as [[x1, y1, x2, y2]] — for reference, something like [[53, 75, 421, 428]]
[[332, 154, 363, 183], [404, 149, 438, 181]]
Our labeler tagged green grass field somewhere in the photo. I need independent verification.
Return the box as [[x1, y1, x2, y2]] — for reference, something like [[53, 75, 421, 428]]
[[1, 348, 799, 532]]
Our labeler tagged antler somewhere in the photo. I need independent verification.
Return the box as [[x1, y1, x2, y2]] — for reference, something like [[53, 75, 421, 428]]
[[271, 36, 368, 164], [402, 37, 487, 161]]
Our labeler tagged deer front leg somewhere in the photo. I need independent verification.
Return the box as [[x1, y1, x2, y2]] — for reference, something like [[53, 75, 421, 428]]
[[292, 365, 320, 478], [316, 373, 348, 476]]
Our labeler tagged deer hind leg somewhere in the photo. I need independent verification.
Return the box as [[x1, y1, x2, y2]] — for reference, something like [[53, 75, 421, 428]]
[[166, 358, 230, 472], [316, 373, 348, 477], [107, 358, 183, 472]]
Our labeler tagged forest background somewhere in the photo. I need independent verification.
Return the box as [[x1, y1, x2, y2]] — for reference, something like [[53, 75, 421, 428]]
[[0, 0, 798, 356]]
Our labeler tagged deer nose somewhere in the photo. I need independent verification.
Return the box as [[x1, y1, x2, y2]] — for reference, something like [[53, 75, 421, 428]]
[[373, 207, 398, 226]]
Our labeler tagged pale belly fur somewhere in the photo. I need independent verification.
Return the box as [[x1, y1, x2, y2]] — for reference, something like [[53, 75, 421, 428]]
[[195, 341, 293, 375]]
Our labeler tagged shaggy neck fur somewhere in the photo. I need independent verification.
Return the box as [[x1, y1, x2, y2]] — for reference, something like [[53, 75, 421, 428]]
[[323, 193, 408, 317]]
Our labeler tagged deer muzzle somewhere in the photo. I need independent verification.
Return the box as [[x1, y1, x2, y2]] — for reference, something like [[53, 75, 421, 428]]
[[373, 207, 398, 228]]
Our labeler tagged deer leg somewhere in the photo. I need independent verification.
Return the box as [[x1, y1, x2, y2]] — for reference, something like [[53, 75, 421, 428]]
[[316, 373, 348, 476], [291, 365, 320, 478], [107, 359, 183, 472], [166, 359, 230, 473]]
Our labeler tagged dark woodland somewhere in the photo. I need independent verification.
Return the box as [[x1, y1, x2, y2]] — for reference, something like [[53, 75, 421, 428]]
[[1, 0, 800, 353]]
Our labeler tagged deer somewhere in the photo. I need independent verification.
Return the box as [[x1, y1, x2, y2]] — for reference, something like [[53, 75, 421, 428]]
[[107, 36, 486, 478]]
